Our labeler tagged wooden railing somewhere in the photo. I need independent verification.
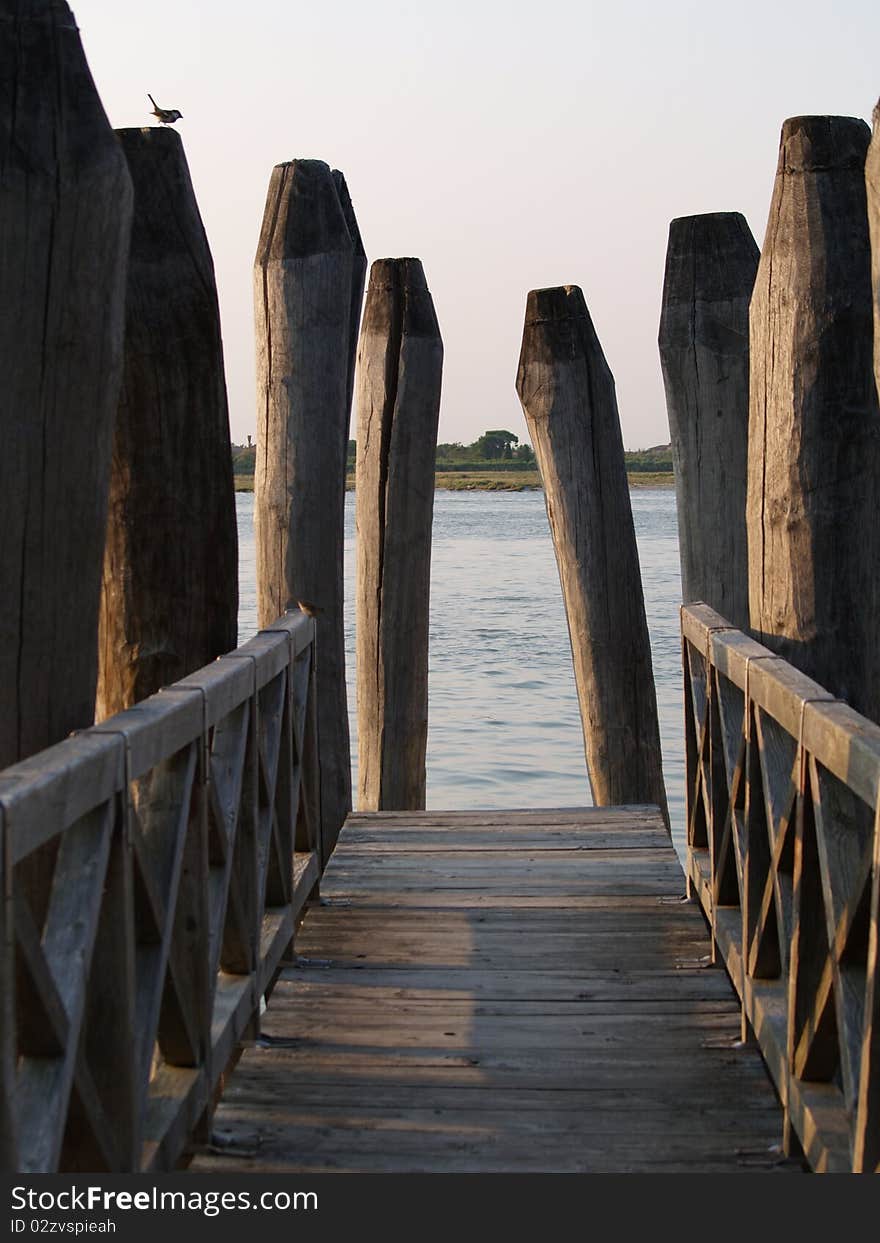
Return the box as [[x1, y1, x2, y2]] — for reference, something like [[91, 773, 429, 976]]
[[682, 603, 880, 1173], [0, 611, 321, 1173]]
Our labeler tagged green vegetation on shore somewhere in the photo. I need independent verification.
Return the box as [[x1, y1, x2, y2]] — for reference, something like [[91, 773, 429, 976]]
[[231, 433, 673, 493]]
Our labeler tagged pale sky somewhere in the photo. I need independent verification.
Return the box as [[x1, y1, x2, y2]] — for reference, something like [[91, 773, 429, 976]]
[[72, 0, 879, 449]]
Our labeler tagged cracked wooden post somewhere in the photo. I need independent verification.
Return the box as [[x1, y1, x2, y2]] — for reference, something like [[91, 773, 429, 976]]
[[355, 259, 443, 810], [254, 159, 360, 861], [658, 212, 758, 630], [333, 168, 368, 444], [0, 0, 133, 768], [747, 115, 880, 723], [97, 127, 238, 720], [516, 285, 668, 823], [867, 100, 880, 403]]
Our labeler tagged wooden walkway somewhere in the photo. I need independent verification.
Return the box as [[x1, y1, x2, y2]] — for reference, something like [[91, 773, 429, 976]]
[[191, 807, 801, 1174]]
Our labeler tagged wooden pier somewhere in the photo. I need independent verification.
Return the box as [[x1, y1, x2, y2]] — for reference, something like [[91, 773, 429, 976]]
[[191, 807, 796, 1174], [3, 605, 880, 1173]]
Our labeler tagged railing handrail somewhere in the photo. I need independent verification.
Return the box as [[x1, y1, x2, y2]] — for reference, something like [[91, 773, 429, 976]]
[[1, 610, 321, 1174], [681, 601, 880, 1173], [682, 602, 880, 809]]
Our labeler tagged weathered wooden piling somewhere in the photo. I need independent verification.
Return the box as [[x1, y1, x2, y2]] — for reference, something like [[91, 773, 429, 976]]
[[516, 286, 668, 821], [867, 101, 880, 402], [333, 168, 368, 436], [254, 159, 361, 859], [0, 0, 133, 768], [96, 128, 238, 720], [355, 259, 443, 810], [747, 116, 880, 722], [658, 213, 758, 630]]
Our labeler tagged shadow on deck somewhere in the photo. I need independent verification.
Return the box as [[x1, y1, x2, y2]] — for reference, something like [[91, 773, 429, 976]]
[[190, 806, 801, 1174]]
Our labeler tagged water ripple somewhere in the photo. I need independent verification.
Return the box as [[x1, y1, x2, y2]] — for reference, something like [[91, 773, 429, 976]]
[[236, 488, 685, 857]]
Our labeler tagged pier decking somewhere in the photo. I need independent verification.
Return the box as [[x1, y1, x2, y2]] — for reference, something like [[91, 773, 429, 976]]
[[191, 807, 798, 1174]]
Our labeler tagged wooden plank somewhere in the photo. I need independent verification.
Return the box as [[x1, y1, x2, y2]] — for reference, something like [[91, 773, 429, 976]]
[[346, 806, 662, 823], [283, 968, 738, 1002], [191, 807, 795, 1174], [1, 734, 124, 864]]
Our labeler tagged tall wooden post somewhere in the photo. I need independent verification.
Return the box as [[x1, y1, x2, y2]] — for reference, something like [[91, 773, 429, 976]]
[[97, 128, 238, 720], [355, 259, 443, 810], [658, 213, 758, 630], [254, 159, 360, 860], [516, 286, 668, 821], [332, 168, 368, 439], [867, 101, 880, 403], [747, 116, 880, 722], [0, 0, 133, 768]]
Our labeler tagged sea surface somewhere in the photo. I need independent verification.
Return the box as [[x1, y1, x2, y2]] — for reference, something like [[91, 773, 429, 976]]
[[236, 488, 686, 856]]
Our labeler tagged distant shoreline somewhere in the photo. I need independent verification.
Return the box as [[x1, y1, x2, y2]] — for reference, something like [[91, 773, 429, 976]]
[[233, 470, 675, 493]]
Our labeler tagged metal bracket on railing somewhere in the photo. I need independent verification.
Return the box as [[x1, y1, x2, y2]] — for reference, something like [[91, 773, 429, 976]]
[[85, 727, 133, 849], [796, 695, 838, 799], [159, 683, 211, 783]]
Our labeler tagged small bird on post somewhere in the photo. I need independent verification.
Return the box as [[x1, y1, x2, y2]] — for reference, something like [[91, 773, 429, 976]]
[[148, 93, 183, 125]]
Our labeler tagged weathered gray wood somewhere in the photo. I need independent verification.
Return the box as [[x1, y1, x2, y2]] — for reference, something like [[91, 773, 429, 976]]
[[0, 0, 133, 768], [96, 127, 238, 720], [355, 259, 443, 810], [192, 806, 795, 1175], [254, 159, 357, 861], [747, 115, 880, 723], [868, 100, 880, 404], [331, 168, 367, 440], [1, 612, 321, 1171], [516, 286, 668, 822], [659, 213, 758, 629]]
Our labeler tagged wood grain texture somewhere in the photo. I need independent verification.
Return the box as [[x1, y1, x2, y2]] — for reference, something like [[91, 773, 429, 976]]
[[1, 613, 321, 1171], [867, 101, 880, 404], [331, 168, 367, 437], [97, 127, 238, 720], [253, 159, 360, 860], [747, 115, 880, 724], [191, 807, 797, 1174], [516, 286, 668, 822], [659, 212, 758, 629], [0, 0, 133, 767], [355, 259, 443, 810], [682, 601, 880, 1170]]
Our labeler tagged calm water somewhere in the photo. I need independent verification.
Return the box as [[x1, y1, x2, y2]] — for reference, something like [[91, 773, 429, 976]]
[[236, 488, 686, 854]]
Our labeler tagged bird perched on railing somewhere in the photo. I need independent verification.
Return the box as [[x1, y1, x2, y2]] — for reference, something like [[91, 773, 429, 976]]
[[148, 93, 183, 125]]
